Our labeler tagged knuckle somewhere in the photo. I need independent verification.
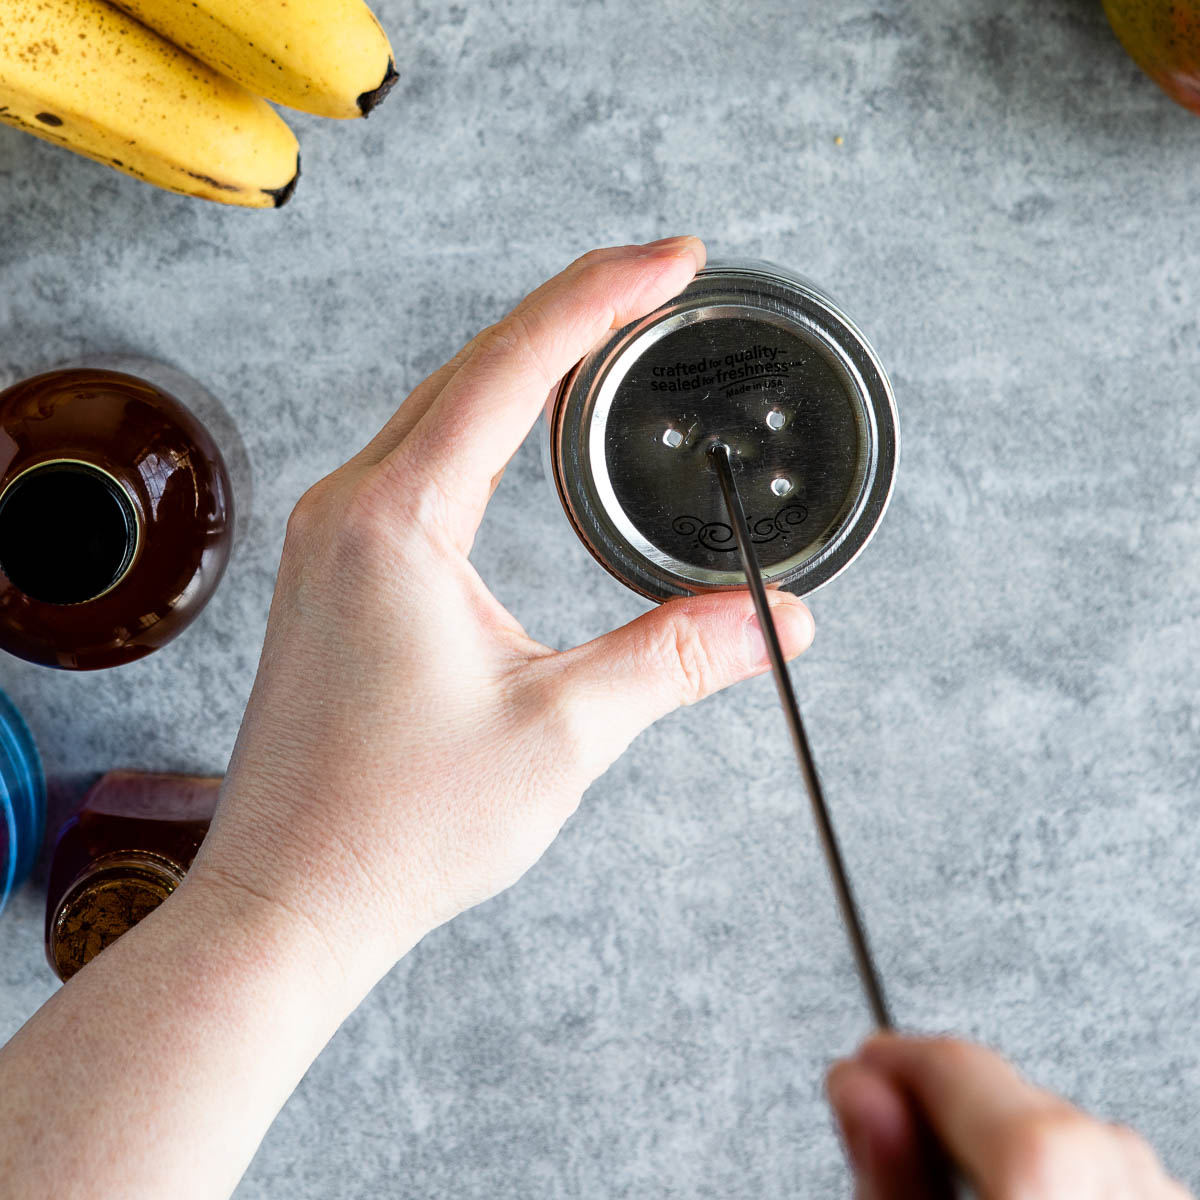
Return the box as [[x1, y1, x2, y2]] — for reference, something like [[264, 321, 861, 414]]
[[577, 265, 621, 313], [577, 252, 617, 286], [284, 482, 329, 544], [481, 309, 559, 391], [479, 315, 522, 358], [573, 246, 612, 270], [658, 615, 714, 705]]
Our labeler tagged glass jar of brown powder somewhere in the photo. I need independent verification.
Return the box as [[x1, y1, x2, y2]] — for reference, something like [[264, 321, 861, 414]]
[[44, 771, 221, 981]]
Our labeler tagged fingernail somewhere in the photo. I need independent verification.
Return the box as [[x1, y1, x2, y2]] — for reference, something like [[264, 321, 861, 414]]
[[638, 235, 703, 262], [641, 235, 697, 250], [741, 597, 814, 668]]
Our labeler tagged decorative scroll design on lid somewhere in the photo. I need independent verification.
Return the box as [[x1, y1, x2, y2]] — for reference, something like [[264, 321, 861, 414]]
[[672, 504, 809, 553]]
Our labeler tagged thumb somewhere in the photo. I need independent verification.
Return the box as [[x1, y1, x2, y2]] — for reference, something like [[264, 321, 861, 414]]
[[551, 589, 814, 778], [827, 1058, 954, 1200]]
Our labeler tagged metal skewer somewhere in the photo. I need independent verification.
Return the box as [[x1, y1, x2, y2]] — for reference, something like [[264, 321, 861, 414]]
[[711, 443, 973, 1198], [710, 442, 892, 1031]]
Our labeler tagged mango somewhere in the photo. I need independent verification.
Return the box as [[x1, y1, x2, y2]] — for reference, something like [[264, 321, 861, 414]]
[[1104, 0, 1200, 114]]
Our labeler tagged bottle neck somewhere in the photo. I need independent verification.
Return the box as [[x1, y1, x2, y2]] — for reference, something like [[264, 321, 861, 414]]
[[48, 851, 185, 982]]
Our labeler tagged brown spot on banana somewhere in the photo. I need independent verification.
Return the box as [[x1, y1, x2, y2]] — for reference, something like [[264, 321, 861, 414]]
[[35, 112, 64, 125], [184, 170, 241, 192]]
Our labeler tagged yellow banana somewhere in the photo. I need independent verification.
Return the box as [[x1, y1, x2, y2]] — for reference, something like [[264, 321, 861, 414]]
[[0, 0, 299, 208], [108, 0, 398, 119]]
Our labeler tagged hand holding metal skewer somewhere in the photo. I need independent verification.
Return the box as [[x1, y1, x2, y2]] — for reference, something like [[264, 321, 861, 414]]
[[709, 443, 972, 1199]]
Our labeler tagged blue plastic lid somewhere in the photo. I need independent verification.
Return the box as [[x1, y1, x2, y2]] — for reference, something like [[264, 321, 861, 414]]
[[0, 689, 45, 914]]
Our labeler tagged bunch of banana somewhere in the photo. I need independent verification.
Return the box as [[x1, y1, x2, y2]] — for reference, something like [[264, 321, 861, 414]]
[[0, 0, 396, 208]]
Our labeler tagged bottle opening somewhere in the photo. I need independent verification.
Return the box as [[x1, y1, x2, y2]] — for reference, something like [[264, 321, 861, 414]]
[[0, 461, 138, 605]]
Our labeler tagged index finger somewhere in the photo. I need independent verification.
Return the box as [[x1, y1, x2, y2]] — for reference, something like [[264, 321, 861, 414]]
[[355, 244, 667, 467], [391, 237, 706, 516]]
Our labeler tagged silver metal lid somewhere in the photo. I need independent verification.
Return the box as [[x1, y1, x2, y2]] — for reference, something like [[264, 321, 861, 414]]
[[550, 260, 899, 601]]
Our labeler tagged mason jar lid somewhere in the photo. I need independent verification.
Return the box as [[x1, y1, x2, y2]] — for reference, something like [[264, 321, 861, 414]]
[[0, 688, 46, 914], [550, 260, 898, 602]]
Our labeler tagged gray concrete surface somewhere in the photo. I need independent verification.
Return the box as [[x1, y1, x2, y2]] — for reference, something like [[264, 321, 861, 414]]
[[2, 0, 1200, 1194]]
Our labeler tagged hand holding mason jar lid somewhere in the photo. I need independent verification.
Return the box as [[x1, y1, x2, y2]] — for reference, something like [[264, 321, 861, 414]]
[[549, 261, 898, 601]]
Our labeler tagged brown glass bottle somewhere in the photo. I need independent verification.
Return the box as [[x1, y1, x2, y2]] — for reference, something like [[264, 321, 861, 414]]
[[0, 367, 234, 669], [44, 771, 220, 982]]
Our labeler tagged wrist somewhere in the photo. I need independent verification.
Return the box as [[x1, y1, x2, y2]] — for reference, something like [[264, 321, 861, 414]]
[[1, 840, 379, 1199], [174, 862, 367, 1024], [179, 848, 428, 1014]]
